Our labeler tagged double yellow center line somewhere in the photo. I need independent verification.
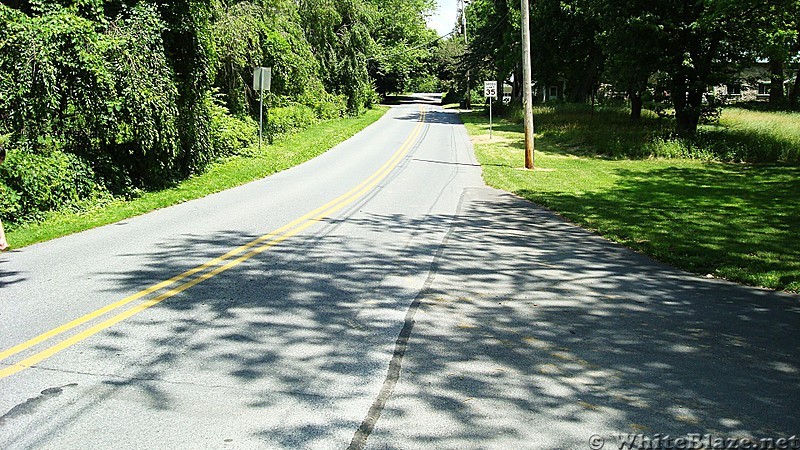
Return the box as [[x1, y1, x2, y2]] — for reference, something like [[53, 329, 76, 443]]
[[0, 106, 428, 380]]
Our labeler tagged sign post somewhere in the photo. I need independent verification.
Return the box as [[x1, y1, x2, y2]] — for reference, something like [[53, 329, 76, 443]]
[[484, 81, 498, 139], [253, 67, 272, 148]]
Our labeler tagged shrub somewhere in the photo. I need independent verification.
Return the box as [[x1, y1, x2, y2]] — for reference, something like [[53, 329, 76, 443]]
[[0, 182, 21, 223], [267, 103, 318, 137], [210, 101, 257, 157], [503, 103, 800, 164], [0, 146, 101, 225], [408, 75, 443, 93], [299, 91, 347, 121]]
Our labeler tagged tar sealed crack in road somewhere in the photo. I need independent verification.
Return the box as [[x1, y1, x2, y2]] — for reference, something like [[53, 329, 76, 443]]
[[0, 383, 78, 426], [347, 189, 469, 450]]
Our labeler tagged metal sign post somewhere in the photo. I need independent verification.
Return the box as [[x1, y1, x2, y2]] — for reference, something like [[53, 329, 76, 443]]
[[484, 81, 498, 139], [259, 81, 264, 149], [253, 67, 272, 149]]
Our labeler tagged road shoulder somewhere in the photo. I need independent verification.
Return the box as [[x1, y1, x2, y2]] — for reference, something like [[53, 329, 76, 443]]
[[367, 186, 800, 449]]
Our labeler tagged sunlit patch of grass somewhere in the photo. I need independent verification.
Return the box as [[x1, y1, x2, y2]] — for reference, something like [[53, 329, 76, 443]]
[[500, 104, 800, 163], [695, 108, 800, 163]]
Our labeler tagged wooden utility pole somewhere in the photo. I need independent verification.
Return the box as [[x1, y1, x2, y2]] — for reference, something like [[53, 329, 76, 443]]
[[521, 0, 535, 169], [461, 0, 471, 109]]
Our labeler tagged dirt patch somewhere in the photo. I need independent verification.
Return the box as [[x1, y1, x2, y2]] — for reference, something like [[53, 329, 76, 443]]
[[470, 134, 516, 144]]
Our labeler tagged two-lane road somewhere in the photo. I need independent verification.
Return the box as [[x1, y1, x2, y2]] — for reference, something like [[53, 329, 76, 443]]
[[2, 94, 799, 449], [0, 95, 485, 448]]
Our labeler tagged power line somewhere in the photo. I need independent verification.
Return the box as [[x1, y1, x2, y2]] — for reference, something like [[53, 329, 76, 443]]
[[365, 5, 511, 71], [367, 30, 458, 62], [367, 4, 511, 63], [463, 11, 511, 52]]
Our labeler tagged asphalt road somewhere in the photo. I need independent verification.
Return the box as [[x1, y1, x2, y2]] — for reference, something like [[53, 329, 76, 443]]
[[1, 94, 799, 449]]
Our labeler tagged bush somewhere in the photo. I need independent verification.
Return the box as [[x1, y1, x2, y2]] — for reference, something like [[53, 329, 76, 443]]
[[504, 103, 800, 164], [210, 101, 258, 157], [303, 92, 347, 121], [408, 75, 443, 93], [443, 90, 460, 105], [0, 182, 21, 223], [0, 146, 102, 225], [267, 103, 319, 137]]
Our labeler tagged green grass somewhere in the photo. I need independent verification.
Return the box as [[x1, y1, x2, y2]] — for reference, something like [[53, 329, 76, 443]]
[[719, 108, 800, 139], [7, 107, 388, 248], [462, 109, 800, 292], [697, 108, 800, 163], [503, 104, 800, 163]]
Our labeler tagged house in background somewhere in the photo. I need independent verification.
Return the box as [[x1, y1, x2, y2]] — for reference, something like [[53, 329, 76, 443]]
[[716, 59, 798, 102], [532, 78, 568, 102]]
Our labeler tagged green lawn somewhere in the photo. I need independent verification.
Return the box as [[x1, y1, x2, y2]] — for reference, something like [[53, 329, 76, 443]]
[[7, 107, 388, 248], [462, 110, 800, 292]]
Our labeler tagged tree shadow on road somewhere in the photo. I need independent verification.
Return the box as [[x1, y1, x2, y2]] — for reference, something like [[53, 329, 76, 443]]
[[6, 184, 799, 447], [0, 259, 24, 289], [361, 189, 800, 448]]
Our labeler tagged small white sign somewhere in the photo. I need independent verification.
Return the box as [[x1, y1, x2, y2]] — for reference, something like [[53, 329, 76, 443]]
[[253, 67, 272, 91], [484, 81, 498, 99]]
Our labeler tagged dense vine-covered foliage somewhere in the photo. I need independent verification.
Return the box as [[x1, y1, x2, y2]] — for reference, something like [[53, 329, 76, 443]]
[[0, 0, 435, 228]]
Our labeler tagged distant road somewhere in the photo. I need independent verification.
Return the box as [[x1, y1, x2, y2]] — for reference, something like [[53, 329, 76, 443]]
[[1, 93, 798, 449]]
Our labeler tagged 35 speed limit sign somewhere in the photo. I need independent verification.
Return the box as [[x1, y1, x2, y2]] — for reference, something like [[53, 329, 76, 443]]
[[484, 81, 498, 99]]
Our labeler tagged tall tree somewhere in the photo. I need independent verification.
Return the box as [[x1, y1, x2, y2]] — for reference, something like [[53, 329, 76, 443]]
[[463, 0, 519, 89], [367, 0, 437, 96], [596, 0, 663, 120], [212, 0, 327, 117], [432, 35, 467, 99], [601, 0, 761, 134], [154, 0, 216, 175], [298, 0, 376, 113], [530, 0, 603, 103], [462, 0, 603, 105], [757, 0, 800, 106]]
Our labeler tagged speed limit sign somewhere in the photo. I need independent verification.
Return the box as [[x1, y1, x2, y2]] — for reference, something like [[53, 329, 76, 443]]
[[484, 81, 498, 99], [484, 81, 498, 139]]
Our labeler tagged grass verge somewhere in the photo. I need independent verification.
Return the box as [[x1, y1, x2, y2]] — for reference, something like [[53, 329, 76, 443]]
[[462, 110, 800, 292], [7, 107, 388, 249], [503, 104, 800, 163]]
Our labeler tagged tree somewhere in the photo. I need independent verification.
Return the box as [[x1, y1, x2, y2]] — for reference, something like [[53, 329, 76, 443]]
[[212, 1, 328, 117], [463, 0, 520, 99], [367, 0, 437, 96], [755, 0, 800, 106], [298, 0, 376, 113], [595, 0, 663, 120], [0, 2, 183, 189], [432, 35, 467, 100], [153, 0, 217, 175], [596, 0, 762, 134], [461, 0, 603, 106], [530, 0, 603, 103]]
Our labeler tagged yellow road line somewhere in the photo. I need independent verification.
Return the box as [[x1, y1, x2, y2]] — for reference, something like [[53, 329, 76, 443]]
[[0, 107, 427, 379]]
